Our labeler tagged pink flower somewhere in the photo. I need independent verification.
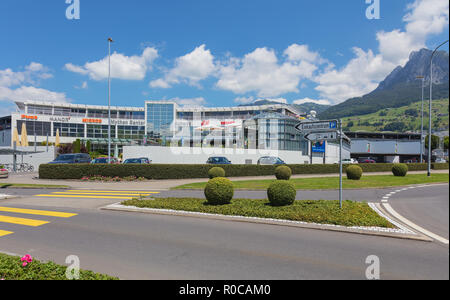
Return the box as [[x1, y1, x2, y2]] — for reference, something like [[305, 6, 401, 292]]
[[20, 254, 33, 267]]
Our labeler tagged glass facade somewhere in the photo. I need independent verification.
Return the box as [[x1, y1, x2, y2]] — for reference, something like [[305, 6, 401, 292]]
[[87, 125, 116, 139], [17, 121, 52, 137], [243, 113, 308, 152], [53, 123, 85, 138], [146, 103, 175, 143], [117, 126, 145, 140]]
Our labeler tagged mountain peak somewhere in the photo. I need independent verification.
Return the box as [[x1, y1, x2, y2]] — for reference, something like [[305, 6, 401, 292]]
[[376, 48, 449, 91]]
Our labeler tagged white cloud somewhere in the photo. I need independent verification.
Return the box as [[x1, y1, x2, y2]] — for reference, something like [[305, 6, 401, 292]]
[[0, 86, 69, 103], [216, 47, 318, 97], [314, 0, 449, 103], [293, 98, 332, 106], [0, 62, 52, 87], [169, 97, 207, 108], [0, 64, 70, 114], [150, 45, 215, 88], [66, 47, 159, 81], [284, 44, 326, 64], [234, 96, 255, 105]]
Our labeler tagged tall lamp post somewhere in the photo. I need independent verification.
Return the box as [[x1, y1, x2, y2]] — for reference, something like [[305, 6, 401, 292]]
[[108, 37, 114, 164], [416, 75, 425, 163], [428, 40, 449, 177]]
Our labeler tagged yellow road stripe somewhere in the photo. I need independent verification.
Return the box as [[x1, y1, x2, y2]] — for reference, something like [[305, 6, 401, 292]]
[[36, 194, 135, 200], [67, 190, 160, 194], [0, 215, 49, 227], [53, 192, 153, 196], [0, 207, 77, 218], [0, 230, 14, 237]]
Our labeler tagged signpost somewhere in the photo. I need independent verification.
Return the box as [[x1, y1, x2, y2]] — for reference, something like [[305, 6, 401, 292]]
[[296, 119, 346, 209]]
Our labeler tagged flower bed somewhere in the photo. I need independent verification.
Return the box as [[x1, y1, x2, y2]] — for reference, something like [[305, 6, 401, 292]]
[[80, 175, 147, 182], [0, 253, 117, 280]]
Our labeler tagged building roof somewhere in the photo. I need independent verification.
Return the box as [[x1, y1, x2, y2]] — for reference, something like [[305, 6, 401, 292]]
[[15, 101, 144, 112]]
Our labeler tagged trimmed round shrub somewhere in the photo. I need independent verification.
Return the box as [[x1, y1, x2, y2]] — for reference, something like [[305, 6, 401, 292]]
[[346, 165, 363, 180], [267, 181, 296, 207], [204, 177, 234, 205], [392, 163, 408, 177], [208, 167, 226, 179], [275, 166, 292, 180]]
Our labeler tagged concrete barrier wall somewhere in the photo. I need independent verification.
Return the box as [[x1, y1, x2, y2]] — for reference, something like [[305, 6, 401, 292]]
[[0, 146, 56, 170], [123, 145, 351, 165]]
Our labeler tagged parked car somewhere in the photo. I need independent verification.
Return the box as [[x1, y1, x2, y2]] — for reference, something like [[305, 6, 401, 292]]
[[206, 157, 232, 165], [435, 157, 447, 163], [360, 159, 376, 164], [48, 153, 91, 164], [0, 167, 8, 178], [257, 156, 286, 165], [342, 158, 358, 164], [123, 158, 152, 164], [91, 157, 120, 164]]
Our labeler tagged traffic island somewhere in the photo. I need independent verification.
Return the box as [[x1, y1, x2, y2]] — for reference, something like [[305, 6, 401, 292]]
[[101, 198, 431, 241]]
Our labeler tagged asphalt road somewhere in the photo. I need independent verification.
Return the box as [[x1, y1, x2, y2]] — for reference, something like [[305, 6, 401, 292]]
[[388, 184, 449, 240], [0, 186, 448, 280]]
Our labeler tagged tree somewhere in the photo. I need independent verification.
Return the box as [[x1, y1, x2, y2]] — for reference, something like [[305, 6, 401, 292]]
[[86, 140, 92, 153], [72, 139, 81, 153], [444, 136, 449, 151], [58, 144, 73, 155], [425, 135, 440, 151]]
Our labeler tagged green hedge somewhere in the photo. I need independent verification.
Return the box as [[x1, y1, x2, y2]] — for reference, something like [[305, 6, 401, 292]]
[[432, 163, 449, 170], [39, 163, 443, 180]]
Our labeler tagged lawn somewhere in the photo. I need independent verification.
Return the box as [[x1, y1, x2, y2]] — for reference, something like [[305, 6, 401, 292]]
[[121, 198, 394, 228], [0, 184, 70, 189], [173, 174, 449, 190], [0, 253, 118, 280]]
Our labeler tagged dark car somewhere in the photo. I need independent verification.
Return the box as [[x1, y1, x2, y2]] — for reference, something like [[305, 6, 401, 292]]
[[123, 158, 152, 164], [257, 156, 286, 165], [91, 157, 120, 164], [49, 154, 91, 164], [360, 159, 376, 164], [207, 157, 232, 165]]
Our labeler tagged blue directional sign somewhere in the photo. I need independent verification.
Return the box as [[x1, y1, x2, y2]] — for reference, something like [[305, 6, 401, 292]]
[[295, 120, 339, 133]]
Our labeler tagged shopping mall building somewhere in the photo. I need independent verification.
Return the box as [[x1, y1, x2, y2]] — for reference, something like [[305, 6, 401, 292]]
[[0, 100, 350, 163]]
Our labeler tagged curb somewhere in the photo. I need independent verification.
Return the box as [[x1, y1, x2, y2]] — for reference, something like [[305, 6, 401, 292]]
[[0, 195, 19, 200], [101, 203, 432, 242]]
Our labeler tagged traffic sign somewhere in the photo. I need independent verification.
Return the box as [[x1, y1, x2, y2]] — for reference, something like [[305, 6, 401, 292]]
[[295, 120, 338, 133], [305, 131, 338, 141]]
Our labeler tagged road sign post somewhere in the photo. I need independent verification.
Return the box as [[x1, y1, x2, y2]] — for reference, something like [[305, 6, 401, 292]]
[[296, 119, 345, 209]]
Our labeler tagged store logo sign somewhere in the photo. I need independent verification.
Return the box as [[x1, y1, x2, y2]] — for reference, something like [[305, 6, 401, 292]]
[[83, 119, 103, 124], [21, 115, 38, 120]]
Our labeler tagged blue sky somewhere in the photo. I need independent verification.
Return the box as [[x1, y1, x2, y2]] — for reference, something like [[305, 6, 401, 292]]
[[0, 0, 448, 114]]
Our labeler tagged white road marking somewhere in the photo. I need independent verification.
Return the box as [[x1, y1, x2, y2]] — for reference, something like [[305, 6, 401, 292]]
[[383, 203, 449, 245]]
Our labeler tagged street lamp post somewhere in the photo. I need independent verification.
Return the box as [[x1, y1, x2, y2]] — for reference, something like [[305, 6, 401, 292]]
[[108, 37, 114, 164], [416, 76, 424, 163], [428, 40, 449, 177]]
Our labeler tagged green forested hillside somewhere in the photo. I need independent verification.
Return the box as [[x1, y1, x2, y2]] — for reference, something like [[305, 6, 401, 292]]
[[342, 98, 449, 133]]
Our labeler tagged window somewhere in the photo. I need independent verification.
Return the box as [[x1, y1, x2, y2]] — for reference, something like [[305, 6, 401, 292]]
[[17, 121, 52, 137], [87, 125, 116, 138], [28, 105, 53, 115], [53, 123, 85, 138]]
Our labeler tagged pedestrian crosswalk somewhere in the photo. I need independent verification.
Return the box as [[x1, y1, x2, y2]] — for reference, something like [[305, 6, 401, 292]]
[[0, 206, 78, 238], [35, 190, 160, 200]]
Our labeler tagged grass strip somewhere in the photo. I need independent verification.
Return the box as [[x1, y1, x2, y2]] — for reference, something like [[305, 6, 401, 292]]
[[0, 184, 70, 189], [122, 198, 394, 228], [173, 174, 449, 190], [0, 253, 118, 280]]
